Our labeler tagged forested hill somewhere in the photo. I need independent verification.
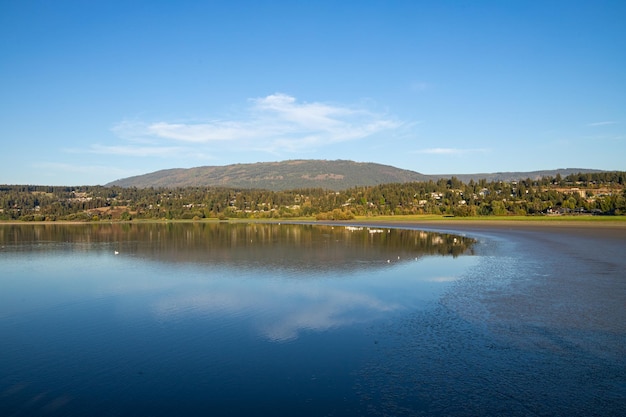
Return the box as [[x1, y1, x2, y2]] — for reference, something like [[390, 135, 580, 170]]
[[106, 160, 603, 191], [3, 170, 625, 222], [106, 160, 431, 191], [439, 168, 607, 184]]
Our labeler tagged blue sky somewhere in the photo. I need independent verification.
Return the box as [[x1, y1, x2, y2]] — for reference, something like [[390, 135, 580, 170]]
[[1, 1, 624, 185]]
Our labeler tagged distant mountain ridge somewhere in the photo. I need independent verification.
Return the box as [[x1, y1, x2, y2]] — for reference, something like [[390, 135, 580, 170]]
[[435, 168, 607, 184], [106, 160, 431, 190], [106, 160, 605, 191]]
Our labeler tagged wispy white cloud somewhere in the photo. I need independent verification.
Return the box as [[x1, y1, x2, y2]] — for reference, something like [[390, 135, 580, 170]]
[[413, 147, 489, 155], [105, 93, 403, 156], [587, 121, 618, 127]]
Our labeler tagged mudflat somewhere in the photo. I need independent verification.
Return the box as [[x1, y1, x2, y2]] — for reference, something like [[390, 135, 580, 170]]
[[345, 219, 626, 415], [361, 219, 626, 336]]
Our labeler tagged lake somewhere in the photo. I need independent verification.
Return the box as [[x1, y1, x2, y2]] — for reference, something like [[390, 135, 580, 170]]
[[1, 222, 624, 416]]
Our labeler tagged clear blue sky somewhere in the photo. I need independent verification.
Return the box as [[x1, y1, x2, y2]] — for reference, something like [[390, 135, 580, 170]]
[[1, 1, 624, 185]]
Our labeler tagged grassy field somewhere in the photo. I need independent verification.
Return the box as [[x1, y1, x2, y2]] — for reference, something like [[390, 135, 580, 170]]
[[2, 214, 625, 226], [349, 214, 626, 223], [239, 215, 626, 230]]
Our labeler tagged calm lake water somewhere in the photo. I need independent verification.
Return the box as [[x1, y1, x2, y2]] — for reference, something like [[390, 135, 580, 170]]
[[0, 223, 476, 416], [1, 222, 624, 416]]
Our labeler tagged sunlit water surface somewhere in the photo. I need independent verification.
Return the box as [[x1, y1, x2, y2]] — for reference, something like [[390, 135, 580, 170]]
[[0, 223, 476, 416], [2, 222, 624, 416]]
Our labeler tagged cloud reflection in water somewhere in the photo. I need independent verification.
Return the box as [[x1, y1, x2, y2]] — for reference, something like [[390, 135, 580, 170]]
[[152, 280, 403, 341], [0, 223, 476, 342]]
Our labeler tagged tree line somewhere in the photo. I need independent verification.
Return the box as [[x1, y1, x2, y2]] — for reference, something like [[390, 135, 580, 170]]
[[1, 171, 625, 221]]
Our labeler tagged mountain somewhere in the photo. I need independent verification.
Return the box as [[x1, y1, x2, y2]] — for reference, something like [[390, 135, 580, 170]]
[[436, 168, 607, 184], [106, 160, 431, 191], [106, 160, 605, 191]]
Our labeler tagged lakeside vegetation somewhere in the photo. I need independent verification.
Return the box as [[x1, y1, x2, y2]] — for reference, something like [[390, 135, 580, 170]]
[[1, 171, 625, 222]]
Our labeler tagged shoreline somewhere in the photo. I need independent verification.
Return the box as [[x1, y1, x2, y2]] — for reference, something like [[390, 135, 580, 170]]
[[3, 217, 626, 242], [298, 218, 626, 242], [2, 216, 625, 227], [3, 217, 626, 245]]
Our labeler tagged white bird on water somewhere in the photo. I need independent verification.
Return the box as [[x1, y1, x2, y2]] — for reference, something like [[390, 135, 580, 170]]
[[114, 251, 119, 255]]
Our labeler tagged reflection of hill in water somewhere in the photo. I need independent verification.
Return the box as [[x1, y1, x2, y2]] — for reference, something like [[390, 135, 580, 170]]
[[0, 223, 475, 273]]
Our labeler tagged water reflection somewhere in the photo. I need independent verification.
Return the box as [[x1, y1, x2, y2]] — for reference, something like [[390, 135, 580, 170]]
[[0, 223, 476, 342], [0, 223, 478, 416], [0, 222, 474, 273], [152, 280, 400, 341]]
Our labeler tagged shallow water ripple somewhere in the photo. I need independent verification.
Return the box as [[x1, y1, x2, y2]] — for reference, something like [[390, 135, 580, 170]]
[[356, 229, 626, 416]]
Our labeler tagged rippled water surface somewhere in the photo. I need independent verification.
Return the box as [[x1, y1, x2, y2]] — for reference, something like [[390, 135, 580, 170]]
[[1, 223, 478, 416], [2, 222, 625, 416]]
